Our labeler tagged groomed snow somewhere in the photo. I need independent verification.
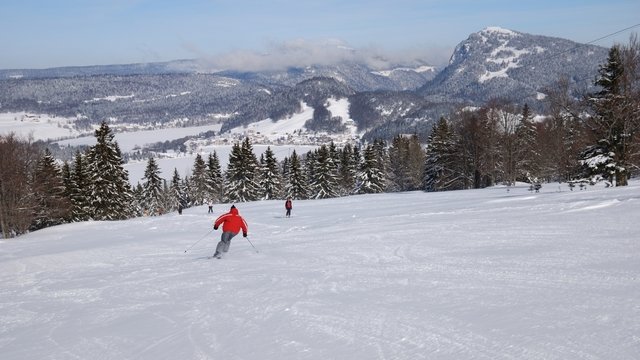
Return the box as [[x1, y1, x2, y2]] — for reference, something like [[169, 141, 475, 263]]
[[1, 181, 639, 359]]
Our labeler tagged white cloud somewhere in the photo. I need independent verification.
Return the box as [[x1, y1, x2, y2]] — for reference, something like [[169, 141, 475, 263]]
[[184, 38, 451, 72]]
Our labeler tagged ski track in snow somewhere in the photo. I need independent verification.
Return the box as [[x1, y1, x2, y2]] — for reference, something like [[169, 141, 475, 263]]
[[1, 182, 640, 359]]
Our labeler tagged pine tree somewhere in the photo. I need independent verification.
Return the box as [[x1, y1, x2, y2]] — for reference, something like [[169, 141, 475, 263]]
[[70, 150, 91, 221], [241, 137, 261, 199], [132, 183, 144, 216], [189, 154, 208, 205], [141, 157, 164, 215], [355, 143, 386, 194], [582, 43, 639, 186], [309, 145, 340, 199], [61, 161, 73, 222], [423, 117, 462, 192], [284, 150, 309, 200], [86, 122, 134, 220], [260, 146, 283, 200], [225, 139, 260, 202], [170, 168, 189, 210], [224, 142, 245, 202], [31, 148, 71, 229], [373, 139, 390, 191], [206, 151, 224, 203], [388, 135, 425, 191], [338, 144, 357, 195]]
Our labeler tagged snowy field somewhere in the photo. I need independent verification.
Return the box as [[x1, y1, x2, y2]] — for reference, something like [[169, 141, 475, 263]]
[[55, 124, 223, 153], [0, 112, 81, 140], [1, 181, 639, 359]]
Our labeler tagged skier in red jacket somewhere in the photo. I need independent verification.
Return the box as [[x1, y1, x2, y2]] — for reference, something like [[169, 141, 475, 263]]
[[285, 198, 292, 218], [212, 205, 248, 258]]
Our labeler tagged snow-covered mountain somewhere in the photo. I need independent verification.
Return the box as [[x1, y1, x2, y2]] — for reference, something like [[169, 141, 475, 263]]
[[419, 26, 608, 105], [0, 27, 612, 149], [1, 181, 639, 359]]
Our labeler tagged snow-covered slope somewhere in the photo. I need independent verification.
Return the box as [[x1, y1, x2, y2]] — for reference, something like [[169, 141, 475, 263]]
[[1, 182, 639, 359]]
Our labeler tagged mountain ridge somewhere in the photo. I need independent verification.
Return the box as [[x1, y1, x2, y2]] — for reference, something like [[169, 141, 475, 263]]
[[0, 27, 611, 145]]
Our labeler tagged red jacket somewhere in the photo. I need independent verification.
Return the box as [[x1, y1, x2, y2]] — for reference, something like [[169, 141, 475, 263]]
[[285, 199, 292, 209], [214, 207, 248, 235]]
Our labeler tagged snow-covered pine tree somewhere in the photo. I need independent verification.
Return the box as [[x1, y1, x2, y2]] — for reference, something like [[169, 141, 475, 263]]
[[141, 157, 164, 215], [225, 139, 260, 202], [31, 148, 71, 230], [206, 151, 224, 203], [388, 134, 425, 192], [86, 122, 134, 220], [284, 150, 309, 200], [582, 43, 639, 186], [423, 117, 461, 192], [260, 146, 283, 200], [373, 139, 390, 191], [69, 150, 91, 221], [309, 145, 340, 199], [170, 168, 189, 210], [189, 154, 208, 205], [241, 137, 261, 200], [281, 157, 290, 182], [354, 143, 386, 194], [338, 143, 357, 195], [132, 183, 144, 216], [61, 161, 73, 222]]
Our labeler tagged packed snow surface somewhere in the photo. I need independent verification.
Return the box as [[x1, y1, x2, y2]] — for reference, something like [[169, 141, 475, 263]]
[[1, 182, 639, 359]]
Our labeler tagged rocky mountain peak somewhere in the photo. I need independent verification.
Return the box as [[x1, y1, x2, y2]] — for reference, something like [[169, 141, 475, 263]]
[[422, 27, 608, 106]]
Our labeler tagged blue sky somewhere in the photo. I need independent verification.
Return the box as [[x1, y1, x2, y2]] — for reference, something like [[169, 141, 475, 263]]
[[1, 0, 639, 70]]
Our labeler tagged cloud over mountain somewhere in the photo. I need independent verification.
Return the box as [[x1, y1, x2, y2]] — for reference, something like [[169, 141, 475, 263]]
[[189, 38, 446, 72]]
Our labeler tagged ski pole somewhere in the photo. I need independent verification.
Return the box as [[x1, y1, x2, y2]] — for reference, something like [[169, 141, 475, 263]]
[[184, 228, 214, 253], [245, 236, 259, 253]]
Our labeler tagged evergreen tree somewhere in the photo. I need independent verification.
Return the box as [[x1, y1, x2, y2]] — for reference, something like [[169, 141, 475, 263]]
[[309, 145, 340, 199], [31, 148, 71, 229], [206, 151, 224, 203], [86, 122, 134, 220], [338, 143, 357, 195], [373, 139, 390, 190], [141, 157, 164, 215], [388, 135, 425, 191], [170, 168, 189, 210], [132, 183, 144, 216], [225, 140, 260, 202], [423, 117, 462, 192], [260, 146, 283, 200], [69, 150, 91, 221], [190, 154, 208, 205], [582, 43, 639, 186], [355, 143, 386, 194], [242, 137, 261, 198], [284, 150, 309, 199], [61, 161, 73, 222]]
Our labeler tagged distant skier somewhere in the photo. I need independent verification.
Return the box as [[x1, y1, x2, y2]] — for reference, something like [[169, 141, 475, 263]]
[[212, 205, 248, 259], [207, 201, 213, 214], [285, 198, 292, 218]]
